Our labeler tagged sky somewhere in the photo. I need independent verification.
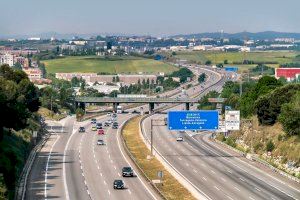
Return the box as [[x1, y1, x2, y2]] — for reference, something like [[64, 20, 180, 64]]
[[1, 0, 299, 37]]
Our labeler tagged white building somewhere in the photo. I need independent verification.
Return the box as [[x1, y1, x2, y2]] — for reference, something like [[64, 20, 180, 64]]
[[28, 37, 41, 41], [0, 54, 14, 66]]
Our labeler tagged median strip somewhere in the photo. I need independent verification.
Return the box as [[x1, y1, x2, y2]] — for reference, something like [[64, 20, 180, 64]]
[[122, 116, 195, 200]]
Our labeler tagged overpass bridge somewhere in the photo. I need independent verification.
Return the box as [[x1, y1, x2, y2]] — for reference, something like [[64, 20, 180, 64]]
[[75, 97, 199, 112]]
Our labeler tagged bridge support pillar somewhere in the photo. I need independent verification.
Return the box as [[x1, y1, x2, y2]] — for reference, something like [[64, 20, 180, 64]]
[[185, 103, 190, 110], [113, 103, 119, 113], [149, 103, 155, 114], [79, 102, 86, 111]]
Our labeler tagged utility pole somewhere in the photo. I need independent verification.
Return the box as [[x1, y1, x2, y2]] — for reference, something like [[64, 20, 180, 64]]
[[150, 118, 166, 156]]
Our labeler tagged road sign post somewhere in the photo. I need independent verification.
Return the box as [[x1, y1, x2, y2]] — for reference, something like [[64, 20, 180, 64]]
[[168, 110, 219, 131], [225, 110, 240, 131], [150, 118, 165, 156]]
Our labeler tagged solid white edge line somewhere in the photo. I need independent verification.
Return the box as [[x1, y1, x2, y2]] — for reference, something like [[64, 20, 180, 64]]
[[62, 120, 75, 200], [44, 135, 60, 199], [116, 120, 158, 200]]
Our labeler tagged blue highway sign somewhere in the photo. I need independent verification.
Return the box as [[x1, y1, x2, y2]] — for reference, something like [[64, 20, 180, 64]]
[[225, 67, 238, 72], [168, 110, 219, 131]]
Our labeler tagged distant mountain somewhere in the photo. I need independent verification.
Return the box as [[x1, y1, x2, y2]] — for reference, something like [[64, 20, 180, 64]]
[[171, 31, 300, 40]]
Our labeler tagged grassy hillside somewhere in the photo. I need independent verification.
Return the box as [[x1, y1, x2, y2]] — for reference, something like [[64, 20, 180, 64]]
[[217, 117, 300, 178], [174, 51, 298, 72], [43, 56, 177, 74]]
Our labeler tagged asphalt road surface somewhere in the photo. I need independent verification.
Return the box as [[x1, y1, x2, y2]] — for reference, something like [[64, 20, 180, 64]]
[[25, 66, 228, 200]]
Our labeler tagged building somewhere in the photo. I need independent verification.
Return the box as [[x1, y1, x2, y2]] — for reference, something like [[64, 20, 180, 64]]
[[14, 56, 30, 67], [0, 54, 14, 66], [28, 37, 41, 41], [23, 68, 43, 81], [275, 68, 300, 81], [55, 73, 157, 84]]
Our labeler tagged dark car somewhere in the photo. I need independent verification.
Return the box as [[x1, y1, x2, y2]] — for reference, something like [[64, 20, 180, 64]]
[[96, 123, 102, 129], [112, 122, 118, 129], [113, 180, 125, 189], [78, 127, 85, 132], [91, 118, 97, 124], [122, 167, 134, 177], [112, 113, 117, 118], [104, 121, 110, 127]]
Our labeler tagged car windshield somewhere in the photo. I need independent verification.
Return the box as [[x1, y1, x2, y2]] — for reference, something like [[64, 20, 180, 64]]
[[123, 167, 132, 172], [114, 180, 123, 184]]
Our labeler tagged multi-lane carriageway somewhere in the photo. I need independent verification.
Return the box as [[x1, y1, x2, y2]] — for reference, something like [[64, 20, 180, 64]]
[[25, 66, 300, 200]]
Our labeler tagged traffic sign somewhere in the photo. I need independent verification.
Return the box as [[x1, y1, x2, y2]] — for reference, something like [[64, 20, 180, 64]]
[[225, 110, 240, 130], [168, 110, 219, 131], [225, 67, 238, 72]]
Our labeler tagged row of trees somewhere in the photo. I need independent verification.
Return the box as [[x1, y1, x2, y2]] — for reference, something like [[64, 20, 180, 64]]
[[218, 76, 300, 136], [0, 65, 41, 198]]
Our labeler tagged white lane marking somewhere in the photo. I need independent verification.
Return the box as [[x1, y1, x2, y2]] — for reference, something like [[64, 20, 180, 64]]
[[255, 187, 261, 191], [81, 173, 84, 177], [110, 159, 113, 163], [87, 190, 90, 195], [84, 180, 87, 186], [249, 197, 255, 200], [221, 177, 227, 182], [100, 173, 103, 177], [202, 177, 207, 181], [239, 177, 245, 182], [114, 166, 117, 170], [234, 186, 240, 191], [104, 180, 107, 185], [227, 169, 232, 174], [97, 166, 100, 170], [108, 190, 111, 195], [118, 173, 121, 177], [211, 170, 216, 174], [214, 186, 220, 191], [44, 135, 60, 198], [186, 163, 189, 167], [178, 157, 182, 160], [116, 120, 159, 200], [128, 189, 132, 194], [193, 169, 198, 173], [198, 134, 300, 196], [63, 121, 75, 200], [227, 195, 234, 200]]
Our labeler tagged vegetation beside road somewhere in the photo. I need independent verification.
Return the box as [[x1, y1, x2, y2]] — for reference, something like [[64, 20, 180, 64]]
[[197, 75, 300, 178], [43, 56, 177, 74], [122, 116, 195, 200], [0, 65, 43, 199]]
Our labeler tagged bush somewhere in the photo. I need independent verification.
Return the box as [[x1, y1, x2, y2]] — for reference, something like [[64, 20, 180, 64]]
[[225, 137, 236, 148], [266, 140, 275, 152]]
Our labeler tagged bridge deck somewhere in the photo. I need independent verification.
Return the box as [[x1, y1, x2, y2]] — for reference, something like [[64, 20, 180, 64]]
[[75, 97, 199, 103]]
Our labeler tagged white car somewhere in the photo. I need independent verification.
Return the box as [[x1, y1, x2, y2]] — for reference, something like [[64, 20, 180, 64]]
[[176, 137, 183, 142]]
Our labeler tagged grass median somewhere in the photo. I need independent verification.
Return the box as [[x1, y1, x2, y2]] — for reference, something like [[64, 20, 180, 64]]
[[122, 116, 195, 200]]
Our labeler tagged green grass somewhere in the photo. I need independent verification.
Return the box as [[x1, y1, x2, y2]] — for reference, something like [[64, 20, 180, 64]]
[[43, 56, 177, 74], [174, 51, 299, 72]]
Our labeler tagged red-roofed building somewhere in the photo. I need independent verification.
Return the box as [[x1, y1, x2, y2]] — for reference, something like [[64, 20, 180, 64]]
[[275, 68, 300, 81]]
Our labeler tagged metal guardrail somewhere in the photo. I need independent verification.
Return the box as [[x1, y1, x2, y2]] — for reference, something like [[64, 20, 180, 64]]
[[14, 132, 51, 200], [119, 116, 167, 200], [213, 138, 300, 184], [75, 97, 199, 104]]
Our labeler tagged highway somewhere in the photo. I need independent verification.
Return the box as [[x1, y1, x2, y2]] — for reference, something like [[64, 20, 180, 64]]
[[141, 67, 300, 200], [25, 66, 218, 200]]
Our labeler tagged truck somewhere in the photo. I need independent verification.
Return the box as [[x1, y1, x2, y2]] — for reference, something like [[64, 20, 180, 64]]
[[116, 105, 123, 114]]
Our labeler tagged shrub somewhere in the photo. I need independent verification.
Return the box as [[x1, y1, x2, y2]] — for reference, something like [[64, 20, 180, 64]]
[[266, 140, 275, 152]]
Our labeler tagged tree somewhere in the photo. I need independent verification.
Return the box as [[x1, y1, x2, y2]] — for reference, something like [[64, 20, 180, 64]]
[[224, 59, 228, 64], [76, 108, 85, 121], [205, 60, 212, 65], [198, 73, 206, 83], [13, 62, 22, 70], [279, 91, 300, 136]]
